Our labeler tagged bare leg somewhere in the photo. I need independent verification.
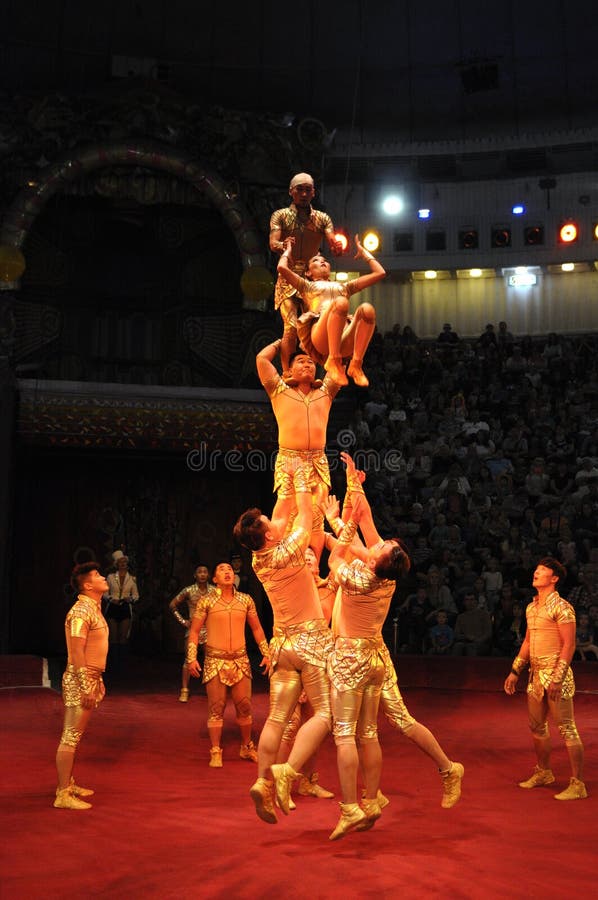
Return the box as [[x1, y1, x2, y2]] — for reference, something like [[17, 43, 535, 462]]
[[404, 721, 451, 771]]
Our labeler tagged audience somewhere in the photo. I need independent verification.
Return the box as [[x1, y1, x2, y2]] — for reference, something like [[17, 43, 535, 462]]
[[345, 324, 598, 658]]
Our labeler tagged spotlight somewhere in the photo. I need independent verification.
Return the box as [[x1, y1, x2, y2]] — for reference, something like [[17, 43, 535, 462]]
[[334, 232, 348, 252], [558, 222, 579, 244], [491, 227, 511, 248], [592, 222, 598, 241], [381, 194, 403, 216], [418, 208, 431, 220], [524, 225, 544, 246], [512, 205, 525, 215], [362, 231, 380, 252], [459, 229, 478, 250]]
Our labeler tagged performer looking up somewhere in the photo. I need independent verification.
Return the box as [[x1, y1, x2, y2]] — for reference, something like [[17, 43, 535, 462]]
[[54, 562, 109, 810], [234, 464, 333, 825], [325, 455, 412, 839], [256, 341, 340, 560], [269, 172, 344, 378], [324, 465, 464, 813], [186, 562, 270, 768], [277, 234, 385, 387], [504, 557, 587, 800]]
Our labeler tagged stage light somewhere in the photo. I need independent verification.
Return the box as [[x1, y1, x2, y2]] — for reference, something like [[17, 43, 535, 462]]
[[558, 222, 579, 244], [394, 232, 414, 252], [335, 271, 349, 282], [424, 270, 437, 279], [509, 272, 536, 286], [426, 230, 446, 251], [362, 231, 380, 252], [512, 205, 525, 215], [334, 232, 348, 252], [418, 208, 431, 220], [561, 263, 575, 272], [381, 194, 403, 215], [524, 225, 544, 246], [592, 222, 598, 241], [459, 229, 478, 250], [470, 268, 482, 277], [491, 227, 511, 248]]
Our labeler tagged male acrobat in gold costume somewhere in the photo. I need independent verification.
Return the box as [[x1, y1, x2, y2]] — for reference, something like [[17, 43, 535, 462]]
[[169, 563, 215, 702], [234, 464, 333, 825], [325, 454, 413, 839], [324, 482, 465, 811], [269, 172, 343, 377], [256, 339, 340, 561], [54, 562, 109, 810], [504, 556, 587, 799], [187, 562, 269, 767]]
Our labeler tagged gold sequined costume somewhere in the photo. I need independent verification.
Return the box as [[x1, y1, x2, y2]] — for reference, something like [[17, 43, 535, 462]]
[[524, 591, 580, 743], [59, 594, 108, 748], [329, 559, 395, 744], [192, 588, 260, 728], [252, 525, 333, 727], [270, 204, 335, 322]]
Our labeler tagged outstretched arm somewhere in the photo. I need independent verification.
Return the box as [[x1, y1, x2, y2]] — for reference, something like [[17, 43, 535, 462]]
[[340, 451, 382, 548], [347, 234, 386, 294]]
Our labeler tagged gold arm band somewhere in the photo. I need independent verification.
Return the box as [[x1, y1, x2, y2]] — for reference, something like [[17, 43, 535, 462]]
[[338, 519, 357, 545], [326, 515, 345, 537], [258, 640, 269, 657], [551, 658, 568, 684], [186, 642, 198, 664], [172, 609, 187, 626], [511, 655, 528, 675], [346, 474, 365, 495]]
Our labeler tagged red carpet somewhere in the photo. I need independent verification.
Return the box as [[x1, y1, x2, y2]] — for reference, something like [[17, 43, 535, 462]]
[[1, 659, 596, 899]]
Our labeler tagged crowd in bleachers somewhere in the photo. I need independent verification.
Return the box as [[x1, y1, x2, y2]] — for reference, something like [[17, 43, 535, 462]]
[[334, 322, 598, 659]]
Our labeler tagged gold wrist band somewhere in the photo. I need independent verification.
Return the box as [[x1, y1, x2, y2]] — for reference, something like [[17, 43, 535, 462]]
[[258, 640, 269, 657], [186, 643, 198, 664], [511, 655, 528, 675], [338, 519, 357, 545]]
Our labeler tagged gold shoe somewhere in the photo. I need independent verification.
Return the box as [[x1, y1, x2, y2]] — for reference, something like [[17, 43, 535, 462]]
[[329, 802, 368, 841], [554, 777, 588, 800], [297, 772, 334, 799], [324, 356, 348, 386], [361, 787, 389, 809], [63, 776, 93, 798], [54, 787, 92, 810], [347, 360, 369, 387], [209, 747, 223, 768], [441, 762, 464, 808], [270, 762, 300, 815], [518, 766, 555, 789], [249, 778, 278, 824], [239, 741, 258, 762], [361, 797, 382, 828], [178, 688, 189, 703]]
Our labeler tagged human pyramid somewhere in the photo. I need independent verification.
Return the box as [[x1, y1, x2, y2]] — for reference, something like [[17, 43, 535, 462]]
[[230, 173, 465, 839], [52, 172, 588, 825]]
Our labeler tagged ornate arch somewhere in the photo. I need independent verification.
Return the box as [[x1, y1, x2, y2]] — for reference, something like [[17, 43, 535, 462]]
[[0, 140, 266, 277]]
